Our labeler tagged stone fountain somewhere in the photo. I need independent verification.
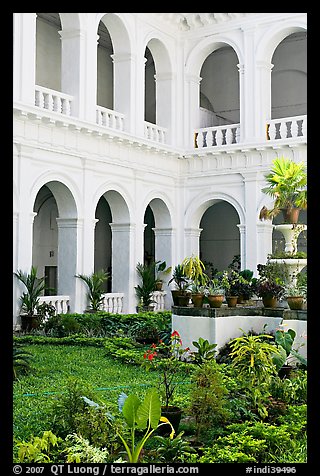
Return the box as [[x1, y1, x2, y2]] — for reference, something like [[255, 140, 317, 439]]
[[269, 223, 307, 286]]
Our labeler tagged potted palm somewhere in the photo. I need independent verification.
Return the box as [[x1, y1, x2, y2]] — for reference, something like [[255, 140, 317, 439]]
[[154, 261, 172, 291], [168, 264, 189, 306], [76, 269, 109, 312], [259, 156, 307, 223], [135, 262, 157, 311], [14, 266, 47, 331]]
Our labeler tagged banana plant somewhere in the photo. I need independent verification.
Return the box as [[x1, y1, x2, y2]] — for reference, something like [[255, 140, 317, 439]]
[[117, 388, 174, 463]]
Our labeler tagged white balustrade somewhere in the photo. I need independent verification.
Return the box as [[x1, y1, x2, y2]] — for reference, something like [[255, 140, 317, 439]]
[[102, 293, 124, 313], [35, 86, 73, 116], [38, 295, 70, 315], [266, 115, 307, 141], [144, 121, 167, 144], [195, 123, 240, 148], [96, 106, 125, 131], [151, 291, 166, 311]]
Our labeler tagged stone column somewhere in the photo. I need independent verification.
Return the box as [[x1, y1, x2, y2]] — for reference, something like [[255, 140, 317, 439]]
[[256, 221, 274, 268], [255, 60, 274, 142], [60, 28, 98, 122], [242, 171, 259, 273], [154, 72, 174, 144], [13, 13, 36, 105], [237, 224, 246, 271], [185, 74, 201, 148], [56, 218, 83, 313], [110, 223, 136, 313], [184, 227, 203, 258], [111, 53, 136, 134], [13, 211, 37, 325], [153, 227, 175, 308]]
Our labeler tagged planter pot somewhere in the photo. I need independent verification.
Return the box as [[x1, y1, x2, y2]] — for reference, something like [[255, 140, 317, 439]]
[[226, 296, 238, 307], [171, 290, 180, 306], [262, 296, 278, 308], [159, 406, 183, 436], [20, 314, 40, 332], [177, 294, 190, 307], [207, 294, 224, 308], [191, 293, 204, 308], [278, 364, 294, 379], [281, 207, 300, 224], [286, 296, 304, 310]]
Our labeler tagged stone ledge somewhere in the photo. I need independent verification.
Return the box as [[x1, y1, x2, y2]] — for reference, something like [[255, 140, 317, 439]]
[[172, 305, 307, 320]]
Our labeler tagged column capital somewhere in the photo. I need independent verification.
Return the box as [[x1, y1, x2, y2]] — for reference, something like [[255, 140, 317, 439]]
[[185, 227, 203, 238], [186, 73, 202, 84], [56, 217, 83, 228], [110, 223, 136, 233], [152, 227, 176, 236], [111, 53, 136, 63]]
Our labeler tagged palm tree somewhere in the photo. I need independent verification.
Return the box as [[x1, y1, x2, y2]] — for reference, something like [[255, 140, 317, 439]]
[[259, 157, 307, 222], [76, 269, 109, 312], [13, 344, 33, 380]]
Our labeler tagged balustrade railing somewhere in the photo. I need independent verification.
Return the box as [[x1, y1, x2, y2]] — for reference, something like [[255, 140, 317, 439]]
[[144, 121, 167, 144], [35, 86, 73, 116], [38, 295, 70, 315], [102, 293, 124, 313], [194, 123, 240, 148], [151, 291, 166, 311], [96, 106, 125, 131], [266, 115, 307, 141]]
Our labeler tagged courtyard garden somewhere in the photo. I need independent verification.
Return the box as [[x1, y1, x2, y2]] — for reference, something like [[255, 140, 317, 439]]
[[13, 310, 307, 464]]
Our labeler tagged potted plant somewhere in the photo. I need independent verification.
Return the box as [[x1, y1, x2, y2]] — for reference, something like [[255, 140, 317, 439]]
[[76, 269, 109, 312], [154, 260, 172, 291], [181, 255, 208, 287], [205, 278, 226, 308], [168, 264, 189, 306], [259, 156, 307, 223], [142, 330, 190, 436], [14, 266, 47, 331], [284, 282, 307, 310], [237, 269, 255, 303], [254, 261, 286, 308], [190, 282, 206, 308], [135, 262, 157, 311], [271, 327, 307, 379]]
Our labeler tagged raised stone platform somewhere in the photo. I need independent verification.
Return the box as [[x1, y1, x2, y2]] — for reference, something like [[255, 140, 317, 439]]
[[172, 305, 307, 321], [172, 305, 307, 358]]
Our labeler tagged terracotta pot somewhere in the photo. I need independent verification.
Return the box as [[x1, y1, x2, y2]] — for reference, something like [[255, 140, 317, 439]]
[[226, 296, 238, 307], [287, 296, 304, 310], [177, 294, 190, 307], [158, 406, 183, 436], [191, 293, 204, 308], [262, 296, 278, 308], [281, 207, 300, 224], [171, 290, 180, 306], [207, 294, 224, 308], [278, 365, 294, 379], [20, 314, 40, 332]]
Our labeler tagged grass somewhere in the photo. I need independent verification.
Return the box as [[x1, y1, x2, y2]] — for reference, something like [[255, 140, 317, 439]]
[[13, 344, 191, 441]]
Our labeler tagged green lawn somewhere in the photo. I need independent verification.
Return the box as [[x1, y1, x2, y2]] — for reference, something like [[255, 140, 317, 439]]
[[13, 344, 190, 441]]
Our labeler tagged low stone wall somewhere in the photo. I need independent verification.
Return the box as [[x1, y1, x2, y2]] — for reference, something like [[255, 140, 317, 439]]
[[172, 305, 307, 359]]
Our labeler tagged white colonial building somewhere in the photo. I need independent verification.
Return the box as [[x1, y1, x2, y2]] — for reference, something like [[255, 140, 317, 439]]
[[13, 12, 307, 325]]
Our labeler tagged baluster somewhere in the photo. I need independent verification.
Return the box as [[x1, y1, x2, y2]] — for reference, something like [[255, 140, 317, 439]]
[[216, 129, 223, 146], [279, 121, 286, 139], [235, 126, 240, 143], [291, 120, 298, 138], [206, 130, 213, 147], [268, 123, 277, 140], [196, 131, 203, 148], [63, 98, 71, 116], [53, 96, 61, 113], [301, 117, 307, 137], [226, 127, 233, 145], [35, 90, 41, 107]]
